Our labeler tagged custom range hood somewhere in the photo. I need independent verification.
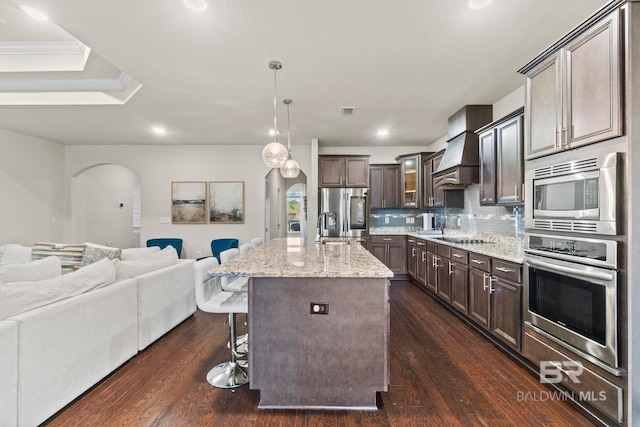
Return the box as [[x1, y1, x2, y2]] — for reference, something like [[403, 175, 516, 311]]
[[434, 105, 492, 189]]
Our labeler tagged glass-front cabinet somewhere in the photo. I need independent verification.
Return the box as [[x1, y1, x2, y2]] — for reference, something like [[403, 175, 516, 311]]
[[397, 153, 428, 209]]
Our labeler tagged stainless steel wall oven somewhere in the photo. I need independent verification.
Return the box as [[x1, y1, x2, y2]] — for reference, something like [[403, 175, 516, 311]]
[[523, 233, 620, 374], [524, 152, 620, 235]]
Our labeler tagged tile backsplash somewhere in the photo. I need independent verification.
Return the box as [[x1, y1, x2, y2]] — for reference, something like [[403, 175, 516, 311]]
[[370, 184, 523, 239]]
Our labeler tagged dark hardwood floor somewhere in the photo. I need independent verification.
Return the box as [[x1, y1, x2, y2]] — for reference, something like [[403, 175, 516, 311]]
[[44, 281, 596, 426]]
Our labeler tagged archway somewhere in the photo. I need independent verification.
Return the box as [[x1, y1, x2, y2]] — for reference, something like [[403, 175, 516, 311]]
[[71, 163, 140, 248], [264, 169, 308, 242]]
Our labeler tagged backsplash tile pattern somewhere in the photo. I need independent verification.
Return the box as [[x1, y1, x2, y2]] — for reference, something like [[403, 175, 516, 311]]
[[370, 185, 524, 239]]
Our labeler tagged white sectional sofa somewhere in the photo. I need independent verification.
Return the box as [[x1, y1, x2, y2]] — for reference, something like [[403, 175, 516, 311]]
[[0, 244, 196, 427]]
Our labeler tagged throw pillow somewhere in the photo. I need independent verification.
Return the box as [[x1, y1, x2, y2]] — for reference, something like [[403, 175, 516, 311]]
[[0, 276, 64, 319], [81, 242, 122, 267], [120, 246, 161, 261], [115, 246, 178, 280], [0, 258, 117, 319], [31, 242, 86, 274], [0, 256, 61, 285], [1, 244, 33, 265]]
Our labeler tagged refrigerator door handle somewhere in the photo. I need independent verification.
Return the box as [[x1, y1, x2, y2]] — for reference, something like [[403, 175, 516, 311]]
[[343, 191, 349, 235]]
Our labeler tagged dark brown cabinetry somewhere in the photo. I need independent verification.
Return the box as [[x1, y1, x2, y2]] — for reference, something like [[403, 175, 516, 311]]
[[413, 240, 523, 350], [397, 154, 421, 209], [406, 237, 417, 278], [468, 253, 491, 329], [319, 155, 370, 187], [476, 109, 524, 206], [449, 248, 468, 314], [370, 235, 406, 276], [369, 164, 400, 209], [522, 9, 622, 160], [423, 151, 464, 209]]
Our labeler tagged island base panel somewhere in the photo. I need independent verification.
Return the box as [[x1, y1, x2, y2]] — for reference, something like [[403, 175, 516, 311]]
[[248, 277, 390, 410]]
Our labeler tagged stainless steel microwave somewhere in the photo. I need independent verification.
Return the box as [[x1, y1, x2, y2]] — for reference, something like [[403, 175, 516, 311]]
[[524, 152, 620, 235]]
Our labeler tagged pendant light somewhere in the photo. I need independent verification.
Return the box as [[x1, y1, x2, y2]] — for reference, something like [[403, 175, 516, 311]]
[[280, 99, 301, 178], [261, 60, 289, 168]]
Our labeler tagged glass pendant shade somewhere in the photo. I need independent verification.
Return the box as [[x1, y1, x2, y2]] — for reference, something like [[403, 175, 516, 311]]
[[262, 140, 289, 168], [280, 155, 300, 178], [262, 60, 289, 168]]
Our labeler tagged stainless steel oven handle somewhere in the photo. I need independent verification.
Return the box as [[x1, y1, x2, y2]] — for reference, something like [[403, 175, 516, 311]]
[[525, 257, 615, 281]]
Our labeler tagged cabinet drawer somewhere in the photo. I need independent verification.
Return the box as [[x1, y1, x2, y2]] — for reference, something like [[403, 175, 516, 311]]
[[450, 248, 468, 264], [523, 329, 623, 423], [427, 241, 438, 253], [415, 239, 427, 249], [437, 244, 450, 258], [468, 253, 490, 272], [371, 235, 404, 245], [406, 237, 417, 246], [491, 259, 522, 283]]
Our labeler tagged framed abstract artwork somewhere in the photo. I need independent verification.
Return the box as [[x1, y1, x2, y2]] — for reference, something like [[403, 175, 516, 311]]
[[208, 181, 244, 224], [171, 181, 207, 224]]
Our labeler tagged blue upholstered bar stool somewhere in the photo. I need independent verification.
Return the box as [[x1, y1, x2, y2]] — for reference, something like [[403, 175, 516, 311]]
[[193, 257, 248, 388]]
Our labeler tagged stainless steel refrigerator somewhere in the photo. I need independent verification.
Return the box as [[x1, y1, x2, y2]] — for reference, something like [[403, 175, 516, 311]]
[[318, 188, 369, 247]]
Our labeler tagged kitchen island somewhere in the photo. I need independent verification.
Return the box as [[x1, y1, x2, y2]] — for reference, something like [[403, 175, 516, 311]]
[[211, 237, 393, 410]]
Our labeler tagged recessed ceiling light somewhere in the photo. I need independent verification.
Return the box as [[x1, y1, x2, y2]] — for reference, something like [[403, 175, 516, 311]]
[[151, 126, 167, 135], [19, 5, 48, 20], [468, 0, 493, 9], [377, 129, 390, 137], [183, 0, 207, 12]]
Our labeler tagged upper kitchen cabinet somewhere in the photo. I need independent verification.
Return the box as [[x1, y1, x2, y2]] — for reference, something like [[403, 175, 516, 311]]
[[521, 9, 622, 160], [424, 151, 464, 209], [369, 164, 400, 209], [318, 155, 370, 187], [476, 108, 524, 206], [398, 154, 420, 208]]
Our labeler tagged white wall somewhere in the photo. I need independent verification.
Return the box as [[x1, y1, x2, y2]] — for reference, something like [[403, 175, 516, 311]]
[[64, 144, 311, 258], [0, 128, 65, 245], [71, 164, 138, 248]]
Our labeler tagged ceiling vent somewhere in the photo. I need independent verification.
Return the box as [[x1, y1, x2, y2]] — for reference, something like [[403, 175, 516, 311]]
[[340, 107, 355, 117]]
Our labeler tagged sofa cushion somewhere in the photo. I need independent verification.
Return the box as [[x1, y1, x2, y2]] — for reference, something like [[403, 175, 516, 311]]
[[31, 242, 86, 274], [0, 256, 61, 285], [81, 243, 122, 267], [0, 258, 116, 320], [1, 244, 33, 265], [120, 246, 160, 261], [115, 246, 178, 280]]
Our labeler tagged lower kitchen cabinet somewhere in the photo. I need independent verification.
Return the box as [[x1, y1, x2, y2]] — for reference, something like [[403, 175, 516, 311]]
[[490, 277, 521, 350], [468, 265, 490, 329], [409, 240, 523, 351], [406, 237, 417, 278], [449, 248, 468, 314], [370, 235, 407, 276]]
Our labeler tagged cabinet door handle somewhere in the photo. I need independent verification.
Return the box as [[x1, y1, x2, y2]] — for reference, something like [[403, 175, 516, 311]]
[[495, 266, 514, 273], [514, 184, 519, 201], [422, 252, 426, 262], [562, 127, 568, 148], [554, 127, 560, 150], [412, 248, 416, 257], [452, 253, 463, 258], [483, 274, 496, 292], [471, 259, 485, 265], [483, 273, 489, 290], [489, 277, 496, 294], [448, 262, 454, 275], [383, 238, 392, 241]]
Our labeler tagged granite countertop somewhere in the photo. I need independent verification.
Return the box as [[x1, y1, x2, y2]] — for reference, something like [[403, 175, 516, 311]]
[[210, 237, 394, 278], [371, 228, 523, 264]]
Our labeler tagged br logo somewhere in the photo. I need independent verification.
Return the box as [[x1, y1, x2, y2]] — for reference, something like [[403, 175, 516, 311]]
[[539, 361, 583, 384]]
